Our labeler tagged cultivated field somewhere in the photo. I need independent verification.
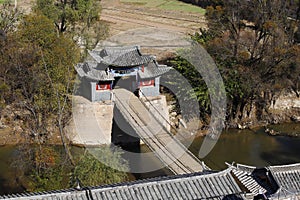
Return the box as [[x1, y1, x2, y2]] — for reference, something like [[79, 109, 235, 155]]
[[120, 0, 205, 14], [100, 0, 207, 59], [16, 0, 207, 59]]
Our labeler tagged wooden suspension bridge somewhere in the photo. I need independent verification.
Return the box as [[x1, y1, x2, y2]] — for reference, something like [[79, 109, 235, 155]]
[[113, 88, 204, 175]]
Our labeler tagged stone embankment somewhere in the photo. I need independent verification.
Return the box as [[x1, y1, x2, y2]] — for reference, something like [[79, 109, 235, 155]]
[[227, 90, 300, 131], [66, 94, 171, 146]]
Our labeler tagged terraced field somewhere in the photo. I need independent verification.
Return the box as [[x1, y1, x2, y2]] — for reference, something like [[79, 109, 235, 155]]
[[120, 0, 206, 14], [101, 0, 206, 34], [100, 0, 206, 59], [16, 0, 207, 59]]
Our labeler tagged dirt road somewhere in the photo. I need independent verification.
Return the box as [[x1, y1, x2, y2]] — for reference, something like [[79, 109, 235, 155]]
[[18, 0, 207, 59], [101, 0, 205, 34], [100, 0, 206, 59]]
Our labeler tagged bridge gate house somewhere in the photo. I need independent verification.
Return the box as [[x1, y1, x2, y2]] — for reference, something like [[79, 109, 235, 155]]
[[75, 46, 171, 102]]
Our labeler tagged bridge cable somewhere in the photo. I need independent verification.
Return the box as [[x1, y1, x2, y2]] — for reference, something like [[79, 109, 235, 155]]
[[139, 90, 225, 170], [138, 90, 203, 162], [113, 91, 192, 173]]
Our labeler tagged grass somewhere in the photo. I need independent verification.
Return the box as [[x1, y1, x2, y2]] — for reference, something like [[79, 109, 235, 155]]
[[159, 1, 206, 14], [121, 0, 205, 14]]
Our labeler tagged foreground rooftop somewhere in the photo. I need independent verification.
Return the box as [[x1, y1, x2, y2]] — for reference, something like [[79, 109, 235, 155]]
[[1, 163, 300, 200]]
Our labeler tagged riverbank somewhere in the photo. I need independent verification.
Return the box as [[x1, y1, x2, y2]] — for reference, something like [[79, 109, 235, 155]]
[[1, 124, 300, 195], [1, 104, 300, 146], [1, 121, 299, 147], [0, 127, 62, 146]]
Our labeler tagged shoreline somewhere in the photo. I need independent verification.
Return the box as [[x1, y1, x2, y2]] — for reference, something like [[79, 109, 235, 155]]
[[0, 121, 299, 146]]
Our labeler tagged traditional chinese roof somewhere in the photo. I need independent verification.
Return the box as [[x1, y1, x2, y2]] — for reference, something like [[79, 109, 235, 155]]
[[89, 46, 154, 67], [268, 163, 300, 199], [76, 46, 171, 81], [138, 61, 172, 79], [75, 63, 114, 81], [89, 169, 245, 200], [228, 163, 272, 196], [1, 169, 245, 200]]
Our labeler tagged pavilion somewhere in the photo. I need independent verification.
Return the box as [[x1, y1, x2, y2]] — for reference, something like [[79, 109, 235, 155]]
[[75, 46, 171, 102]]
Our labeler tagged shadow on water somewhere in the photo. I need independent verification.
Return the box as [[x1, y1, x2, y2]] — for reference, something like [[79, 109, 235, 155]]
[[260, 136, 300, 165], [120, 142, 172, 180], [189, 125, 300, 170], [0, 146, 25, 195], [112, 112, 172, 180]]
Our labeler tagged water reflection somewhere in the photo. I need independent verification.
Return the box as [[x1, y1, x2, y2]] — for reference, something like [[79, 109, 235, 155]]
[[0, 146, 24, 195], [189, 126, 300, 170]]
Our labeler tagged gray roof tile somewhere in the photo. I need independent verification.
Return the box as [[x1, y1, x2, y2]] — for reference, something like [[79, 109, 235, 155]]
[[96, 169, 242, 199], [230, 164, 268, 195], [269, 163, 300, 196], [75, 63, 114, 81], [76, 47, 171, 81], [138, 61, 171, 79], [90, 46, 154, 67], [1, 166, 269, 200]]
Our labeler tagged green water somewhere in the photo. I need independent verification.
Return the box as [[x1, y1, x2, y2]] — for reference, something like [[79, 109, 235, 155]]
[[0, 146, 24, 194], [189, 123, 300, 170], [0, 123, 300, 195]]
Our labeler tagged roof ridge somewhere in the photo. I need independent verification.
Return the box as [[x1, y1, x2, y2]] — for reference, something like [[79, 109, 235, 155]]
[[268, 163, 300, 170]]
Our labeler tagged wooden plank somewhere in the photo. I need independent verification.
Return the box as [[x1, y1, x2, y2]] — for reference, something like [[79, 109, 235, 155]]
[[114, 88, 203, 175]]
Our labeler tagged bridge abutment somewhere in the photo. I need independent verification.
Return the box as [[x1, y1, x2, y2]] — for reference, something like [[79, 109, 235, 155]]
[[67, 93, 170, 146], [66, 96, 114, 146]]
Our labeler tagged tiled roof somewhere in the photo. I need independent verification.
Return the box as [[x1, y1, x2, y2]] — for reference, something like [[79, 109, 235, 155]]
[[75, 63, 114, 81], [229, 164, 268, 195], [268, 163, 300, 197], [90, 169, 244, 200], [3, 163, 300, 200], [76, 46, 171, 81], [1, 189, 88, 200], [90, 46, 154, 67], [138, 61, 172, 79], [88, 50, 103, 63], [0, 169, 245, 200]]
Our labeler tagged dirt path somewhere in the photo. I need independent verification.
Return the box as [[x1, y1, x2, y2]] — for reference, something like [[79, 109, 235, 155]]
[[101, 0, 206, 35], [17, 0, 34, 13], [100, 0, 206, 59]]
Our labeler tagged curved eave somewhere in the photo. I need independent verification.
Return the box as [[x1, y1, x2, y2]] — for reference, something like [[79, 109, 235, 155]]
[[74, 63, 86, 77], [84, 76, 114, 82], [138, 66, 172, 79], [101, 56, 154, 67]]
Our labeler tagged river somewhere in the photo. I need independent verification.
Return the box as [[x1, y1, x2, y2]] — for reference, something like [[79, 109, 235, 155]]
[[190, 123, 300, 170], [0, 123, 299, 195]]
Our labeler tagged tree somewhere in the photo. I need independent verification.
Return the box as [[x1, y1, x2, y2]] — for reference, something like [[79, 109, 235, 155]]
[[26, 146, 71, 192], [15, 13, 80, 166], [72, 147, 129, 187], [34, 0, 109, 50], [167, 57, 211, 116], [35, 0, 99, 33], [0, 0, 22, 34], [0, 2, 126, 192], [192, 0, 300, 123]]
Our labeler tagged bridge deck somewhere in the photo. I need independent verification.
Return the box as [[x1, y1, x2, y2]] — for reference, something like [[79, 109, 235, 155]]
[[113, 89, 203, 174]]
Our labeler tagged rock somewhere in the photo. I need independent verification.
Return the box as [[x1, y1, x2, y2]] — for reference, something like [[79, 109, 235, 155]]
[[0, 121, 6, 129], [237, 123, 247, 130], [291, 115, 300, 122], [170, 112, 177, 116], [13, 126, 23, 133], [178, 118, 187, 129], [264, 128, 280, 136]]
